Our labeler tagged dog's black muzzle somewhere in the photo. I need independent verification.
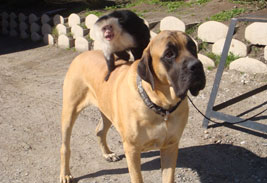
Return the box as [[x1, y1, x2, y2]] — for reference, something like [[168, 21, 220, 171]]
[[171, 57, 206, 98]]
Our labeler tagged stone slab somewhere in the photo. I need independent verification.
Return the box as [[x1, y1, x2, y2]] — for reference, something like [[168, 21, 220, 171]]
[[245, 22, 267, 45], [75, 37, 90, 51], [53, 14, 65, 25], [41, 14, 50, 24], [31, 32, 42, 41], [18, 13, 27, 22], [30, 22, 41, 33], [43, 34, 55, 45], [68, 13, 81, 27], [29, 13, 39, 24], [229, 57, 267, 73], [160, 16, 185, 32], [212, 38, 247, 57], [41, 23, 52, 35], [198, 21, 228, 43], [58, 34, 74, 48], [198, 54, 215, 68], [85, 14, 98, 29]]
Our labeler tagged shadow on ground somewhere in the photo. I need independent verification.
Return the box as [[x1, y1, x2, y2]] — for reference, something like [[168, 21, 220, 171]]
[[74, 144, 267, 183], [0, 35, 45, 55]]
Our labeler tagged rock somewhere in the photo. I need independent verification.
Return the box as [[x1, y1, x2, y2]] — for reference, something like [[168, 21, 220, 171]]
[[68, 13, 81, 27], [212, 38, 247, 57], [229, 57, 267, 73], [198, 21, 228, 43], [85, 14, 98, 29], [53, 14, 65, 26], [197, 54, 215, 68], [41, 23, 52, 35], [58, 34, 74, 49], [245, 22, 267, 45], [160, 16, 185, 32], [43, 34, 55, 45], [264, 46, 267, 61], [75, 37, 90, 51]]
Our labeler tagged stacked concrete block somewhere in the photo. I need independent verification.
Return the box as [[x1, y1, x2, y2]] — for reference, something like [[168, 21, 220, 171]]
[[1, 12, 9, 35], [9, 12, 19, 37], [28, 13, 42, 41], [18, 13, 30, 39]]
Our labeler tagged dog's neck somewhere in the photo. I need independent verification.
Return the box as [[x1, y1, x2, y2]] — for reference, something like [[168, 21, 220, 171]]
[[137, 74, 183, 112]]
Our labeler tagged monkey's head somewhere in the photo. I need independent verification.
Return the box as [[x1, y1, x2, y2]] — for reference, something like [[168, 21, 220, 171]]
[[94, 17, 123, 43]]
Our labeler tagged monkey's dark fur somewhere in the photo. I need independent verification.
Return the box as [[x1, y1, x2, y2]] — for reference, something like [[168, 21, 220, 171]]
[[94, 10, 150, 81]]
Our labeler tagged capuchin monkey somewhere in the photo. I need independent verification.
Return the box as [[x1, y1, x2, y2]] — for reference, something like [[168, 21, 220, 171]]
[[93, 10, 150, 81]]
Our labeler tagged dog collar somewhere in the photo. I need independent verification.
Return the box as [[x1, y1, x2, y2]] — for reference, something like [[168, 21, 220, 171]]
[[137, 74, 183, 121]]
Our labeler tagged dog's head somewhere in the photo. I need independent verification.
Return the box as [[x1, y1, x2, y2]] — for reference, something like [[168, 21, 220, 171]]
[[137, 30, 206, 99]]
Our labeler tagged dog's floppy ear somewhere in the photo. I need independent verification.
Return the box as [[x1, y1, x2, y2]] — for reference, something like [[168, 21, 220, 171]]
[[137, 48, 155, 90]]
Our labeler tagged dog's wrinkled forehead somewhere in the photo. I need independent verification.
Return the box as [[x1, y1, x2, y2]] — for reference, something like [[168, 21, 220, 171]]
[[150, 31, 197, 57]]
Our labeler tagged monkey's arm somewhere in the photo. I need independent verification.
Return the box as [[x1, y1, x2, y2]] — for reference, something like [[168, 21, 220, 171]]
[[104, 53, 115, 81]]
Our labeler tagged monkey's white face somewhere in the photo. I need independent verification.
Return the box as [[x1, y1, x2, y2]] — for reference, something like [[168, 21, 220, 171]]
[[102, 25, 114, 41]]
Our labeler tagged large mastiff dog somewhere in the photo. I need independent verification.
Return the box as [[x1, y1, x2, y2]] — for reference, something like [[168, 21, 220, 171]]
[[60, 30, 206, 183]]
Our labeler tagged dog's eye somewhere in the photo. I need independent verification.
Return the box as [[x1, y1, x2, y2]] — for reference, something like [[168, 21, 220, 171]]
[[165, 50, 174, 59]]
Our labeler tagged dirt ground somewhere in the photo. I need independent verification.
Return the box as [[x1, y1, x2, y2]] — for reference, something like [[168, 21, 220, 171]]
[[0, 1, 267, 183]]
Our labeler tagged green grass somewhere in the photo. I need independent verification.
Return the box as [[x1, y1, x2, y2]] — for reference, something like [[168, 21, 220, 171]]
[[84, 10, 103, 17], [209, 8, 246, 21], [51, 27, 58, 38], [206, 52, 240, 67]]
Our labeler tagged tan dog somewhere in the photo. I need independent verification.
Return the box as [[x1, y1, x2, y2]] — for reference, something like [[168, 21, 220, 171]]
[[60, 30, 206, 183]]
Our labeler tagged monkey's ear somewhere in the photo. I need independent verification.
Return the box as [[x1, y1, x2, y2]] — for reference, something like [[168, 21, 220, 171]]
[[137, 48, 155, 90]]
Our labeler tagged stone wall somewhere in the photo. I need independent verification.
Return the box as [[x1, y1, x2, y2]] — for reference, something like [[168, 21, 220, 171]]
[[1, 12, 267, 73]]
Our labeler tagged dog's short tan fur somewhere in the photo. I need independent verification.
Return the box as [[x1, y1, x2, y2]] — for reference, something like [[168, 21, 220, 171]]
[[60, 31, 205, 183]]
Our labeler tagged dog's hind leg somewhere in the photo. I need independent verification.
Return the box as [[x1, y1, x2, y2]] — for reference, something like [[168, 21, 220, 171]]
[[96, 112, 120, 162]]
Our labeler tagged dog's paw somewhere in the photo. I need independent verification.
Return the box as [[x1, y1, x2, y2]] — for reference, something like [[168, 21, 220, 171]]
[[60, 174, 73, 183], [103, 153, 120, 162]]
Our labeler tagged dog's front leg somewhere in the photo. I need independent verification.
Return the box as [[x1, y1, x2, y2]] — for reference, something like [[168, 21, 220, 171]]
[[123, 143, 143, 183], [160, 143, 178, 183]]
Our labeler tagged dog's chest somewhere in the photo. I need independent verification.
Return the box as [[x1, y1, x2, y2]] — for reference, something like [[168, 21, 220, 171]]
[[140, 118, 179, 151]]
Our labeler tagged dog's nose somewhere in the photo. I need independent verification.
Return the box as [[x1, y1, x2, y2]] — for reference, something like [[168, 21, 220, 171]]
[[187, 59, 203, 72]]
